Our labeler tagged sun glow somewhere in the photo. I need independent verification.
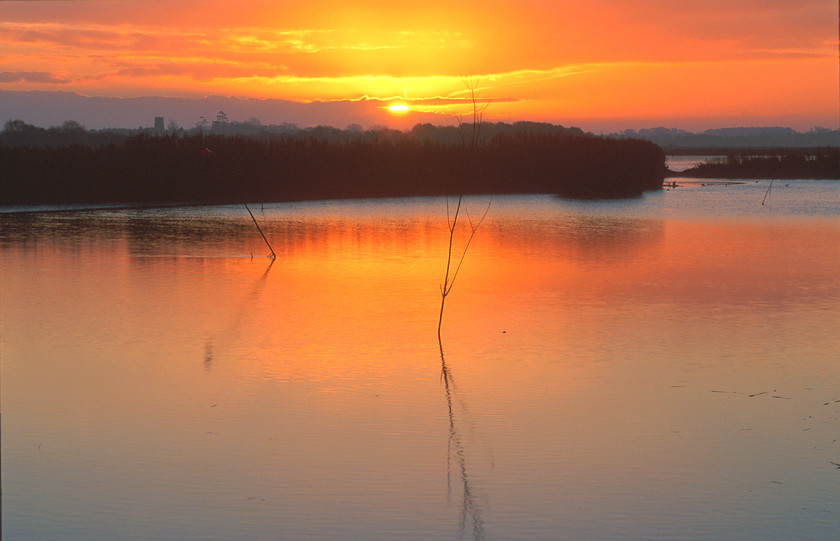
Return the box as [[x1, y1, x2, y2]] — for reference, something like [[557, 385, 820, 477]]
[[388, 104, 409, 113]]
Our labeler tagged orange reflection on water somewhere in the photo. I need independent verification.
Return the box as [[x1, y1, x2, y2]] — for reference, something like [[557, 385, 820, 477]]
[[3, 202, 839, 540], [214, 210, 840, 399]]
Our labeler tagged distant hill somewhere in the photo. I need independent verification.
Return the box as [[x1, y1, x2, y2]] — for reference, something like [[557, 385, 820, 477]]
[[2, 90, 837, 149], [0, 90, 398, 132], [618, 126, 839, 150]]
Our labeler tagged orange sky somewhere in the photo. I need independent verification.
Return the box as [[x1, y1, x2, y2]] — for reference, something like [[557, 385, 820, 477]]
[[1, 0, 837, 130]]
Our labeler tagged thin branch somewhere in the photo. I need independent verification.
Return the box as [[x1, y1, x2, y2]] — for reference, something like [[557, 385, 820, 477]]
[[762, 179, 774, 205], [244, 202, 276, 260], [441, 195, 462, 293], [438, 77, 492, 342], [437, 195, 461, 340], [444, 196, 492, 297], [438, 195, 491, 341]]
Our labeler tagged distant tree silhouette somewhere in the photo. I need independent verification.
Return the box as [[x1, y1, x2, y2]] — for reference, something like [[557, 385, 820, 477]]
[[678, 149, 839, 179], [1, 119, 671, 206]]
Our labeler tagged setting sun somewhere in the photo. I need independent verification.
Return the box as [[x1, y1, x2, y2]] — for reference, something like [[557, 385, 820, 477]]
[[388, 104, 410, 113]]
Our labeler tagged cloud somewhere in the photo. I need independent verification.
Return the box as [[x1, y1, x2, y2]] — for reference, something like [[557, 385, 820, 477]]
[[0, 71, 68, 84], [1, 1, 835, 130], [0, 21, 475, 81]]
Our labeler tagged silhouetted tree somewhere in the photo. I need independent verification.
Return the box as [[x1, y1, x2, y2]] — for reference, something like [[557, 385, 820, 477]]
[[0, 121, 673, 206]]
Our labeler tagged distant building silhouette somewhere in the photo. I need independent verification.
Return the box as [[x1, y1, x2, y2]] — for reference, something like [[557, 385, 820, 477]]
[[154, 116, 165, 135]]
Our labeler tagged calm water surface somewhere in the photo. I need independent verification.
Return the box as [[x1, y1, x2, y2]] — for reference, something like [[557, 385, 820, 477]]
[[2, 180, 839, 540], [666, 155, 721, 172]]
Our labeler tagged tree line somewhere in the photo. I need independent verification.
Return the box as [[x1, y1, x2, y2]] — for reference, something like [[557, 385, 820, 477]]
[[677, 150, 839, 179], [0, 117, 590, 147], [1, 122, 666, 205], [619, 126, 839, 151]]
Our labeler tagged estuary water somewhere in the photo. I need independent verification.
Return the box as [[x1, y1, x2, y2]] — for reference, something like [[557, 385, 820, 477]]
[[2, 178, 839, 540]]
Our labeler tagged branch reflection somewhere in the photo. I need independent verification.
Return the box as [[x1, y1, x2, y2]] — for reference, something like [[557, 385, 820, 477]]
[[204, 257, 274, 370], [439, 338, 485, 540]]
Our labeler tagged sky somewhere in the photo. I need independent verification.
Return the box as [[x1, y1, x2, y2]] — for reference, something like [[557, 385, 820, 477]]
[[1, 0, 838, 131]]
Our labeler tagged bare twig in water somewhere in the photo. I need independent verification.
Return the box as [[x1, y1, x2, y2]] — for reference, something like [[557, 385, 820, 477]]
[[761, 179, 774, 205], [435, 78, 491, 539], [244, 202, 276, 260], [437, 195, 492, 342], [438, 77, 492, 342]]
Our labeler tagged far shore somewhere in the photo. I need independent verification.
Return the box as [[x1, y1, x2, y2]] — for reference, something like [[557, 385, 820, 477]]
[[0, 131, 666, 205], [665, 148, 838, 180]]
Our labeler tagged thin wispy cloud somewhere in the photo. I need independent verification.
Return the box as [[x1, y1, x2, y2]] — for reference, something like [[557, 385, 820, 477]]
[[0, 71, 69, 84]]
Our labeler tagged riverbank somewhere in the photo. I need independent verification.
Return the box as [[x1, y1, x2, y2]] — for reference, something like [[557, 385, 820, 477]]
[[0, 132, 665, 205], [670, 148, 839, 179]]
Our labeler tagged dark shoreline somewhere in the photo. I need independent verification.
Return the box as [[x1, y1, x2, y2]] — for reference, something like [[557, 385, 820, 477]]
[[1, 131, 666, 206], [667, 148, 839, 180]]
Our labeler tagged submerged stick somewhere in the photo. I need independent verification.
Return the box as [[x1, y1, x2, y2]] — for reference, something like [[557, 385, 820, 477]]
[[437, 195, 492, 341], [243, 202, 276, 260], [761, 179, 774, 205]]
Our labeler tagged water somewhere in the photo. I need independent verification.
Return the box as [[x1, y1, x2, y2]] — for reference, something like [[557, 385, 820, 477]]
[[2, 179, 839, 540], [666, 155, 721, 172]]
